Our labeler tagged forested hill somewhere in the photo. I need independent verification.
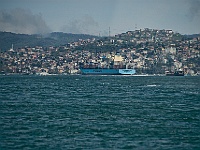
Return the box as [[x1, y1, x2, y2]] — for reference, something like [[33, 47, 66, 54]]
[[0, 32, 97, 51]]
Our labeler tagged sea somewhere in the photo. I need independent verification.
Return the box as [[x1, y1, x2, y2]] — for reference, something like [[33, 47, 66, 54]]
[[0, 75, 200, 150]]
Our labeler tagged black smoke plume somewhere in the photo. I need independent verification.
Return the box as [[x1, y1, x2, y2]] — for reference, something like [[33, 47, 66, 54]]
[[0, 8, 51, 34]]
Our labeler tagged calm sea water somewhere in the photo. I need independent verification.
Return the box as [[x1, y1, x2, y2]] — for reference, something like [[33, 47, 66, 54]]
[[0, 75, 200, 149]]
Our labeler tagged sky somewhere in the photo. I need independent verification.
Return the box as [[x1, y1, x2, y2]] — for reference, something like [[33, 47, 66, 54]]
[[0, 0, 200, 36]]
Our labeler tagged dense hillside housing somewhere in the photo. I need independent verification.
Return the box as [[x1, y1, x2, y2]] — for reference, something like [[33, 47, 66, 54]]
[[0, 28, 200, 75]]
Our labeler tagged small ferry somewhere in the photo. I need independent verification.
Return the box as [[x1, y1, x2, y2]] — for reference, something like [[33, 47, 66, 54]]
[[165, 70, 184, 76]]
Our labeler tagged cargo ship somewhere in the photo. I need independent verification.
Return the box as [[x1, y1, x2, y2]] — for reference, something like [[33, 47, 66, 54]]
[[79, 54, 136, 75], [80, 68, 136, 75], [79, 61, 136, 75]]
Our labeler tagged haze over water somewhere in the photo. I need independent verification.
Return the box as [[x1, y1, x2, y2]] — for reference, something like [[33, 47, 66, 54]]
[[0, 75, 200, 149]]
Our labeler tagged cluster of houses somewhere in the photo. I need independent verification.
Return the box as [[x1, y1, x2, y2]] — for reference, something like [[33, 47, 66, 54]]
[[0, 28, 199, 75]]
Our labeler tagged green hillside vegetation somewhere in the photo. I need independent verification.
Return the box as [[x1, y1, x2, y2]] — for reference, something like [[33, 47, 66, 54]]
[[0, 32, 97, 51]]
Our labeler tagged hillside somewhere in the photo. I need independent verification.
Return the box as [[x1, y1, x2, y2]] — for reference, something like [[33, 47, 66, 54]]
[[0, 32, 98, 51], [0, 28, 199, 75]]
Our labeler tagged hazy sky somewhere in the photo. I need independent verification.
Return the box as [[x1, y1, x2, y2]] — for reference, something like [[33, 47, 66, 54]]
[[0, 0, 200, 35]]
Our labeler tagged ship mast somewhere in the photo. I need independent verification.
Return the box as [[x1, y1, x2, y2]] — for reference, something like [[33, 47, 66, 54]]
[[109, 27, 110, 37]]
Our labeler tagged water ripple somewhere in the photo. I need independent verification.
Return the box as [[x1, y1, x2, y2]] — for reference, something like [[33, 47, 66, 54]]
[[0, 75, 200, 149]]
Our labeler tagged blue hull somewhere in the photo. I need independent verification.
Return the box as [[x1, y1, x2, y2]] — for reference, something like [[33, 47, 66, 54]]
[[80, 68, 136, 75]]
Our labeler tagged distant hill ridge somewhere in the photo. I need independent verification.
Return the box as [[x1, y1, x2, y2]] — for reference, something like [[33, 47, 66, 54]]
[[0, 31, 199, 52], [0, 31, 98, 51]]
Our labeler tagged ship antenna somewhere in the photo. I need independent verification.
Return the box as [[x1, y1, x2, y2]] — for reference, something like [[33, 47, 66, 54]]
[[109, 27, 110, 37]]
